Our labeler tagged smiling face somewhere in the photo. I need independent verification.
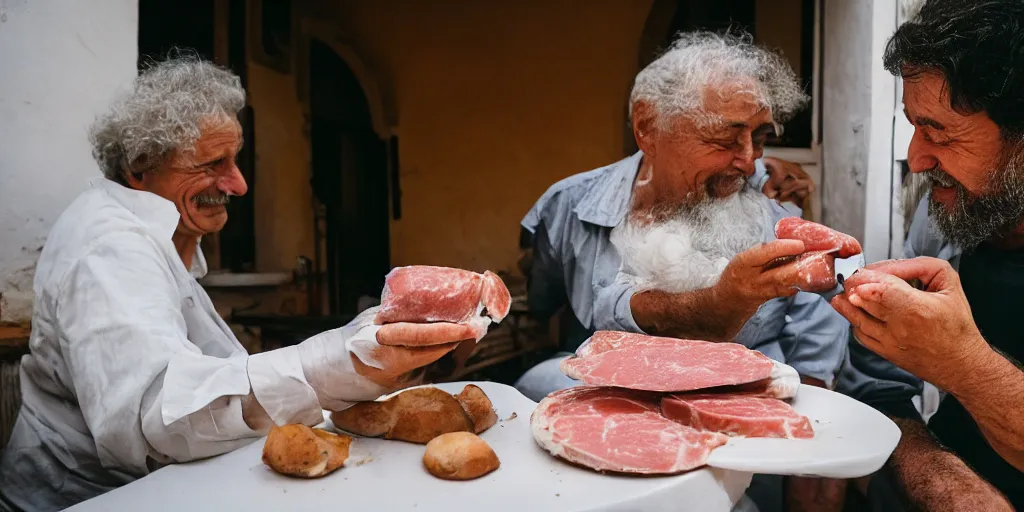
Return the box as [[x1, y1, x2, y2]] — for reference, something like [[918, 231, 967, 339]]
[[903, 71, 1024, 248], [127, 116, 247, 237], [634, 83, 775, 213]]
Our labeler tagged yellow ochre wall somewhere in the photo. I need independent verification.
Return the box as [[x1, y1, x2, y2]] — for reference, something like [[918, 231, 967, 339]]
[[248, 0, 654, 274]]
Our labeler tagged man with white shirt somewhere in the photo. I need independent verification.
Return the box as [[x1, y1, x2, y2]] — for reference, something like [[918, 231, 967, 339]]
[[0, 54, 466, 512]]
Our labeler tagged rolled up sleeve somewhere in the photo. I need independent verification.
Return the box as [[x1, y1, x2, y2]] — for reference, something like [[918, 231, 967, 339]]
[[56, 232, 319, 472], [591, 281, 643, 333]]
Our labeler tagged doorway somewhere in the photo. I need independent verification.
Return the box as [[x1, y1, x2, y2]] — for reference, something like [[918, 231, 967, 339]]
[[309, 39, 391, 316]]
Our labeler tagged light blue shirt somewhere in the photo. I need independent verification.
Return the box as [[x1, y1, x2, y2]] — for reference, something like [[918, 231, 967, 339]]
[[521, 152, 849, 386]]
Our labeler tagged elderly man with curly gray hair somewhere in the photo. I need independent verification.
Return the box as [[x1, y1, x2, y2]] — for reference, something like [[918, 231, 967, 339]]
[[514, 31, 849, 512], [0, 55, 468, 512]]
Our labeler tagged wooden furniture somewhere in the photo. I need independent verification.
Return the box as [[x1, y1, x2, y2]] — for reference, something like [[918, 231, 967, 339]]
[[0, 326, 30, 452]]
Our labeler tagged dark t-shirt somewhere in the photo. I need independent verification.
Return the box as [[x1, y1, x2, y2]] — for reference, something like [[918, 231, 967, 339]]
[[929, 242, 1024, 507]]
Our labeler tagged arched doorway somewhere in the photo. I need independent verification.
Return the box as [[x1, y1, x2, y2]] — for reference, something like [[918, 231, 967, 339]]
[[308, 39, 391, 316]]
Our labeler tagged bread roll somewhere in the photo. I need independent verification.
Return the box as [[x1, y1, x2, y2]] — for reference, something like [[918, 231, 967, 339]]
[[423, 432, 500, 480]]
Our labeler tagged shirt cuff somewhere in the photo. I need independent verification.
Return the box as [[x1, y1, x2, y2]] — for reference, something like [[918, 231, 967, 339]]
[[613, 285, 644, 333], [247, 347, 324, 426]]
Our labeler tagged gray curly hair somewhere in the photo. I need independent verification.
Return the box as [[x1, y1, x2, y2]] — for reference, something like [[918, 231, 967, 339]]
[[630, 31, 809, 132], [89, 52, 246, 182]]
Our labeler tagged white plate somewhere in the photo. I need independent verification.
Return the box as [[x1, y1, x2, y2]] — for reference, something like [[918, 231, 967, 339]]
[[706, 384, 901, 478]]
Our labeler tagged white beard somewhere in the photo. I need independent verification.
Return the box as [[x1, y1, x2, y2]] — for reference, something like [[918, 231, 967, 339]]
[[610, 187, 774, 293]]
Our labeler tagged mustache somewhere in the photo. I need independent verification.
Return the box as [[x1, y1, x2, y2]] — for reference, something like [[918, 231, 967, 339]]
[[192, 193, 230, 206], [924, 168, 958, 188]]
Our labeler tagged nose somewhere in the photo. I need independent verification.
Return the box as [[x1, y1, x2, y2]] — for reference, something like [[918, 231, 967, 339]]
[[218, 163, 248, 196], [733, 136, 758, 177], [907, 130, 939, 173]]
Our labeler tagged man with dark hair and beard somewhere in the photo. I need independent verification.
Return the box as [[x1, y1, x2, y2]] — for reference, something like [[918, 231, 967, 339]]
[[831, 1, 1024, 510], [515, 31, 849, 512]]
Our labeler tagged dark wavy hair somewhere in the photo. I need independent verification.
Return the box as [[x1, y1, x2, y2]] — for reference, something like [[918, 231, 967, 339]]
[[884, 0, 1024, 139]]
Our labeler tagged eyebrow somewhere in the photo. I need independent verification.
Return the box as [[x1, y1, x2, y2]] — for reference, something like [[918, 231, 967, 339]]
[[904, 109, 946, 130]]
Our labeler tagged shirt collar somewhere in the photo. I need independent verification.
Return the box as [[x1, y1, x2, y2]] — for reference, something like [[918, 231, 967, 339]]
[[573, 151, 643, 228], [91, 177, 209, 278]]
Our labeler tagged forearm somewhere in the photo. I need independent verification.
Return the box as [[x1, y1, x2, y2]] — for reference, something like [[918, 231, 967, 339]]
[[888, 418, 1012, 511], [949, 346, 1024, 470], [630, 287, 752, 342]]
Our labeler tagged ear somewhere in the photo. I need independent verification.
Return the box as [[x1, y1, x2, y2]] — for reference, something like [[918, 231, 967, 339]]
[[632, 102, 657, 156], [123, 165, 146, 191]]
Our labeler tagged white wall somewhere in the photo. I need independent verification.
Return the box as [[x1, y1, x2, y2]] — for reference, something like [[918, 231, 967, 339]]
[[821, 0, 899, 263], [0, 0, 138, 323]]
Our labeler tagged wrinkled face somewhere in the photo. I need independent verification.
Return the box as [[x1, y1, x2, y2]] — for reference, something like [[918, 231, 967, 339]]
[[903, 71, 1024, 248], [634, 83, 775, 210], [129, 117, 247, 237]]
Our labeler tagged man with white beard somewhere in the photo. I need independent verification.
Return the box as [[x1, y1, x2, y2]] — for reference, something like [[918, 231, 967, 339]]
[[515, 31, 849, 512]]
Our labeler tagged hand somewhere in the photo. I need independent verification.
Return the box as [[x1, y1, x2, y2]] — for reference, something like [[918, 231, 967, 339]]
[[829, 257, 989, 390], [715, 239, 810, 309], [763, 157, 815, 204], [296, 307, 477, 408]]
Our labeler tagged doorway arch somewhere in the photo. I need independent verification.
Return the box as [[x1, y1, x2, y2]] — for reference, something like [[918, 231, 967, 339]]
[[305, 36, 392, 315]]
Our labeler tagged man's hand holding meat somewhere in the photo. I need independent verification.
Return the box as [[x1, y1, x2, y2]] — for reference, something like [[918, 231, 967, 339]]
[[294, 306, 464, 412], [632, 239, 809, 343], [831, 258, 986, 386]]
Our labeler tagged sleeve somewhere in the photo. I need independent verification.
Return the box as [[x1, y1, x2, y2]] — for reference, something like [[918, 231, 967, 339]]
[[903, 194, 930, 259], [835, 339, 925, 421], [591, 281, 643, 333], [55, 232, 321, 473], [776, 292, 849, 387], [747, 158, 769, 193]]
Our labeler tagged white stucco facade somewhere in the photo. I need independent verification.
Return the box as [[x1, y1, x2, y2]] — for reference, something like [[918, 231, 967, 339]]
[[0, 0, 138, 323]]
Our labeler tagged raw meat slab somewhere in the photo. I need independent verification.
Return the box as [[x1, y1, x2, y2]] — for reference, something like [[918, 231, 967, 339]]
[[531, 387, 728, 474], [774, 217, 862, 258], [774, 218, 863, 292], [561, 331, 776, 393], [375, 266, 511, 325], [661, 393, 814, 439]]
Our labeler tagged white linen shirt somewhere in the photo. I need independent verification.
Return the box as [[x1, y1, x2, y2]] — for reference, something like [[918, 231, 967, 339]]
[[0, 177, 323, 512]]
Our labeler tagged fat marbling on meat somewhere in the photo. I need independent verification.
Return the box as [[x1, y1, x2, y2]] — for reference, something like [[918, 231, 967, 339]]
[[661, 393, 814, 439], [559, 331, 777, 393], [375, 266, 511, 325], [774, 217, 863, 292], [531, 387, 729, 474]]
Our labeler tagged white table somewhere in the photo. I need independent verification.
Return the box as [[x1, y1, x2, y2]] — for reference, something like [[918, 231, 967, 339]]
[[68, 381, 898, 512]]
